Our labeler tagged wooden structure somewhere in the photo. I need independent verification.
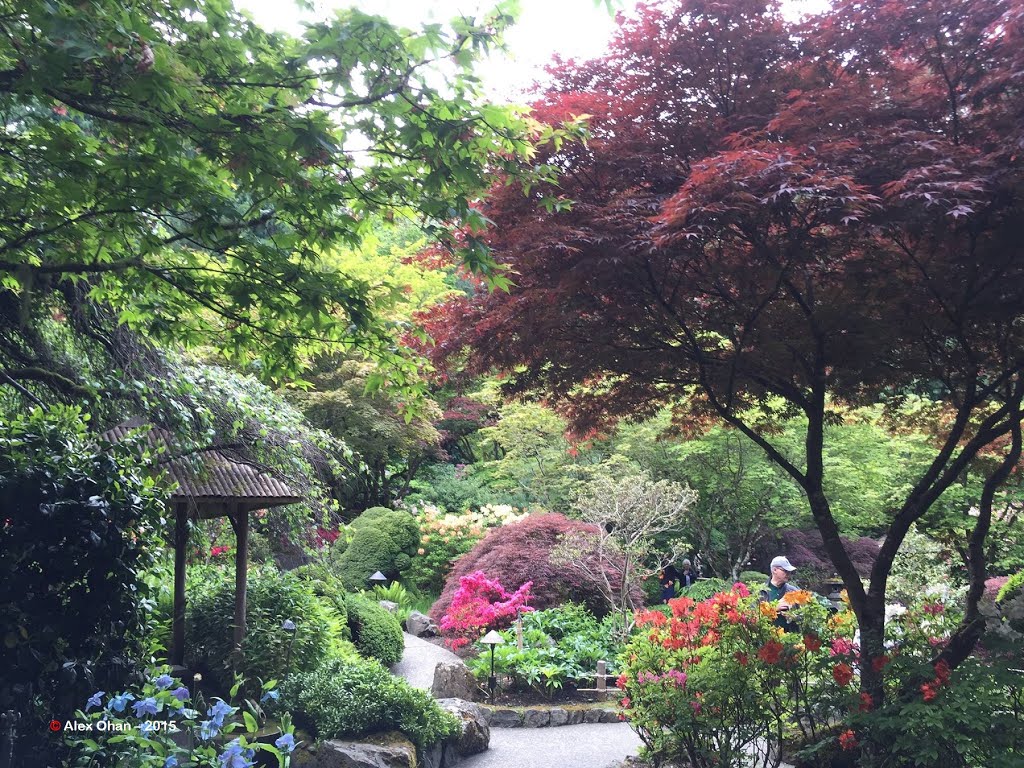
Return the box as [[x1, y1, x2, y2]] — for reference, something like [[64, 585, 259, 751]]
[[104, 420, 301, 667]]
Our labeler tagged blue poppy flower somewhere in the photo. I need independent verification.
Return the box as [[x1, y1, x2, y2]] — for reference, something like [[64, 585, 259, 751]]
[[200, 719, 220, 741], [282, 619, 296, 631], [218, 739, 255, 768], [275, 732, 296, 753], [85, 691, 104, 711], [108, 693, 135, 713], [260, 690, 280, 704], [132, 697, 160, 717], [154, 674, 175, 690], [207, 699, 236, 727], [170, 686, 189, 702], [164, 757, 178, 768]]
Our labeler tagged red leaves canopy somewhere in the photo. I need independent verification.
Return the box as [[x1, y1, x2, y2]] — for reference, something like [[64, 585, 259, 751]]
[[428, 0, 1024, 435]]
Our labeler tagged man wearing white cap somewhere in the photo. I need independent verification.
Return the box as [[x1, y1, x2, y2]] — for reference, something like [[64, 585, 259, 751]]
[[759, 555, 800, 630]]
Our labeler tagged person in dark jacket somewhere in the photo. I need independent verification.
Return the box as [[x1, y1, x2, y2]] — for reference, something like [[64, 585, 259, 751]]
[[659, 563, 680, 602], [759, 555, 800, 631]]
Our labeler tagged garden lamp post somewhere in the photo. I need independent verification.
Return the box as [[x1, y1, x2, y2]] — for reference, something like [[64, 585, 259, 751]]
[[480, 630, 505, 703], [369, 571, 388, 588]]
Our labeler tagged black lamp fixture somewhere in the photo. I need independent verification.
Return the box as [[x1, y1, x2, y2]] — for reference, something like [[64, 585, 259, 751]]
[[480, 630, 505, 703], [368, 571, 388, 588]]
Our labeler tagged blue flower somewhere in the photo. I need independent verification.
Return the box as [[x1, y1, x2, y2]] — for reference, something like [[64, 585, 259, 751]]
[[154, 674, 174, 690], [132, 697, 160, 717], [200, 719, 220, 741], [85, 691, 104, 711], [207, 699, 236, 727], [108, 693, 135, 713], [274, 732, 296, 753], [218, 739, 255, 768], [170, 686, 190, 702], [260, 689, 280, 704], [164, 757, 178, 768], [282, 619, 296, 631]]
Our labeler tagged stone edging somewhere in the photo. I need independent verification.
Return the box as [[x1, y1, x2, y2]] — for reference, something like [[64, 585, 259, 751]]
[[479, 704, 622, 728]]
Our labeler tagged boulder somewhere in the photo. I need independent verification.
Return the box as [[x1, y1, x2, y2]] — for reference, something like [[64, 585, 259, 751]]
[[548, 708, 569, 727], [431, 661, 477, 700], [404, 610, 439, 637], [486, 708, 523, 728], [583, 708, 604, 723], [522, 709, 550, 728], [435, 698, 490, 756], [565, 708, 585, 725], [315, 733, 415, 768], [378, 600, 399, 614]]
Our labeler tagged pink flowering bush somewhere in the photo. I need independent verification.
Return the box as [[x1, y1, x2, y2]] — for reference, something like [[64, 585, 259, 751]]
[[438, 571, 533, 649]]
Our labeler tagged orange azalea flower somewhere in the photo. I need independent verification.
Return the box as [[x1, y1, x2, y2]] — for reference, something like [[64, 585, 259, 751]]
[[781, 589, 814, 606], [832, 663, 854, 687], [759, 602, 779, 620], [921, 682, 938, 702], [669, 596, 695, 617], [726, 609, 743, 625], [702, 630, 720, 647], [934, 659, 951, 684], [838, 729, 858, 751], [871, 654, 890, 673]]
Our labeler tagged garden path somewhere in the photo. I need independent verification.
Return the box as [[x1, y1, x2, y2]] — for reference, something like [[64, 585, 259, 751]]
[[390, 631, 463, 690], [461, 722, 642, 768]]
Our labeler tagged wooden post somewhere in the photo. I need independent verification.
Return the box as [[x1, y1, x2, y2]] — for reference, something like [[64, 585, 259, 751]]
[[171, 502, 188, 667], [515, 615, 523, 650], [597, 660, 607, 691], [231, 504, 249, 670]]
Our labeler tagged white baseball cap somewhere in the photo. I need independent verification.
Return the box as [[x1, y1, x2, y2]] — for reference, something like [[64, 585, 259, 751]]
[[770, 556, 797, 572]]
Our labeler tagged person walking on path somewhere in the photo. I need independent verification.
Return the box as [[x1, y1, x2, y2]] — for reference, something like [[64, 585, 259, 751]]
[[759, 555, 800, 631], [659, 563, 680, 603], [679, 559, 697, 589]]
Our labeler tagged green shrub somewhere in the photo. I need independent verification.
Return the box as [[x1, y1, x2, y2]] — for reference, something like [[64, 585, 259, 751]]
[[282, 656, 458, 747], [740, 570, 769, 585], [996, 571, 1024, 604], [678, 578, 731, 602], [337, 507, 419, 588], [186, 564, 343, 690], [346, 593, 404, 665]]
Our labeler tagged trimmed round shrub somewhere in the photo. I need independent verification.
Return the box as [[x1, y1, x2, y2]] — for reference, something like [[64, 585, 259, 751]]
[[678, 578, 731, 603], [346, 593, 404, 665], [337, 507, 419, 588], [740, 570, 770, 586], [431, 512, 636, 621], [186, 565, 342, 690], [282, 656, 457, 747]]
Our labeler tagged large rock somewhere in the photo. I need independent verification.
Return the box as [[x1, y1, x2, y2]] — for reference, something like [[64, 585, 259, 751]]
[[431, 661, 477, 700], [522, 709, 550, 728], [435, 698, 489, 756], [378, 600, 399, 614], [315, 734, 415, 768], [404, 610, 439, 637], [486, 708, 523, 728]]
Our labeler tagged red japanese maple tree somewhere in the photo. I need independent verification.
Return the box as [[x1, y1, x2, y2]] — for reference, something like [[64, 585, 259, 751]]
[[424, 0, 1024, 698]]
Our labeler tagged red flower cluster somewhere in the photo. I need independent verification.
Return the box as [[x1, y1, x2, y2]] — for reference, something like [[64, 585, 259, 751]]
[[439, 570, 533, 649], [210, 545, 230, 557], [838, 729, 858, 751], [803, 634, 822, 652], [832, 662, 854, 687], [757, 641, 784, 665], [921, 659, 952, 702]]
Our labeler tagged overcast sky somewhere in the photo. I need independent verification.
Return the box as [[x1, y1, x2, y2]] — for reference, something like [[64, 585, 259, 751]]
[[236, 0, 830, 101]]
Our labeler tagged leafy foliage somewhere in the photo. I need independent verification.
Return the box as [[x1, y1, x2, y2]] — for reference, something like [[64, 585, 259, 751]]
[[0, 0, 577, 406], [0, 405, 165, 766], [345, 593, 404, 666], [466, 603, 623, 694], [282, 656, 458, 748], [186, 565, 344, 691]]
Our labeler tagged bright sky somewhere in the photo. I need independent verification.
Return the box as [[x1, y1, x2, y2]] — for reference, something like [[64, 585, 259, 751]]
[[237, 0, 626, 100], [237, 0, 830, 101]]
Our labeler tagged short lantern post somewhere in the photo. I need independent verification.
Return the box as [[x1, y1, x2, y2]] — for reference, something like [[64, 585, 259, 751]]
[[480, 630, 506, 703]]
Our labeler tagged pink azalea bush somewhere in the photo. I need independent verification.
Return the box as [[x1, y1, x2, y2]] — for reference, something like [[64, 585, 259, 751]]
[[439, 570, 533, 649]]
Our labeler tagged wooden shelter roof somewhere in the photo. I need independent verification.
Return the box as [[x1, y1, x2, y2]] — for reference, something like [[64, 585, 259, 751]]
[[103, 418, 301, 512]]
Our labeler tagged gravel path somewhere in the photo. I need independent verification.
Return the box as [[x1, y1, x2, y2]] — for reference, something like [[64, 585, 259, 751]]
[[460, 722, 643, 768], [390, 631, 463, 690]]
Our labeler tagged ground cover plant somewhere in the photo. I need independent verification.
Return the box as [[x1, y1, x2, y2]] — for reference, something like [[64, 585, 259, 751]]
[[467, 603, 623, 696]]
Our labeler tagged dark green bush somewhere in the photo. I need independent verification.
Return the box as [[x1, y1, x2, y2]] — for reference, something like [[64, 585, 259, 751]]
[[337, 506, 419, 587], [186, 564, 344, 690], [740, 570, 770, 586], [346, 593, 404, 665], [0, 406, 166, 768], [282, 656, 458, 747], [678, 578, 731, 602]]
